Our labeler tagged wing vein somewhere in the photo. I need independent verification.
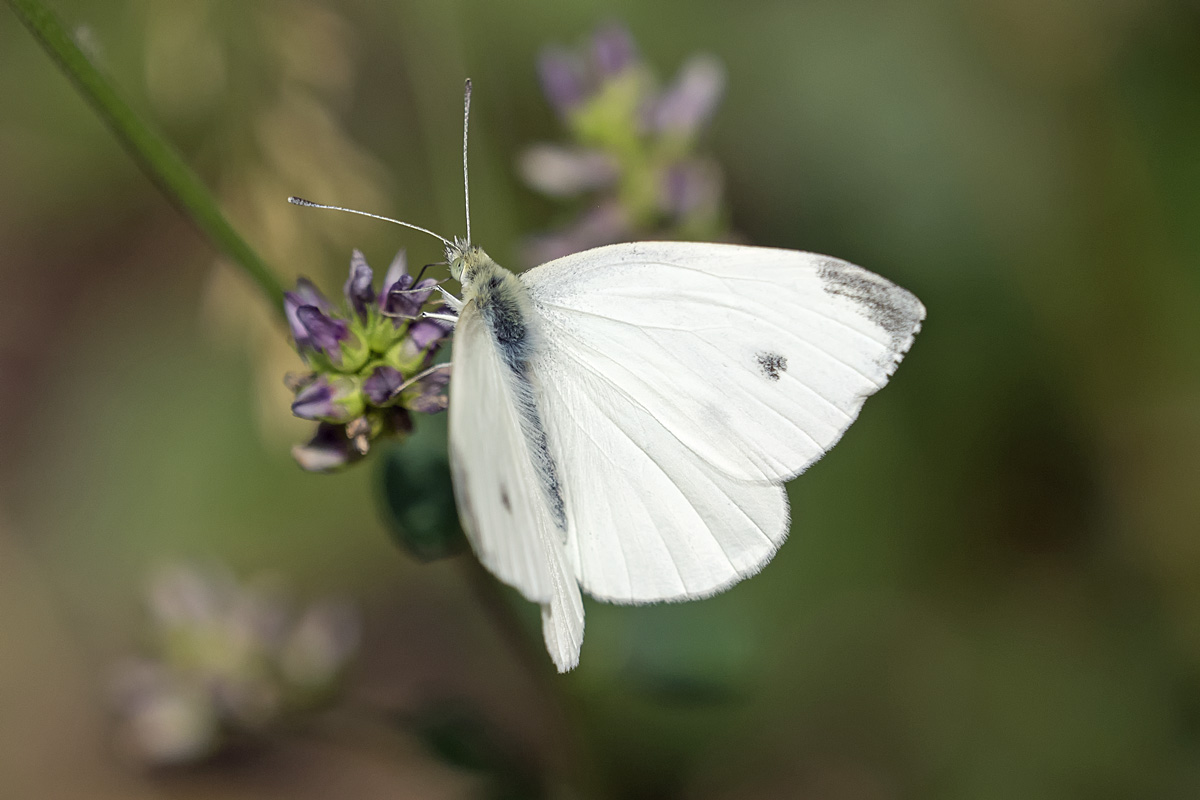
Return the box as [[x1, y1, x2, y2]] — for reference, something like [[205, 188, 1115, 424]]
[[548, 318, 829, 459], [550, 378, 695, 592], [538, 298, 884, 391], [535, 257, 893, 351], [541, 329, 780, 555]]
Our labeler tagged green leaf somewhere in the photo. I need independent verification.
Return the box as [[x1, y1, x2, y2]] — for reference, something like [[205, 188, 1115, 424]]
[[376, 424, 465, 561]]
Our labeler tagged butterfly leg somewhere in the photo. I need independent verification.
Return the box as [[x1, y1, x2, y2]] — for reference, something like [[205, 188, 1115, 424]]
[[436, 285, 464, 312], [422, 311, 459, 324], [394, 362, 452, 392]]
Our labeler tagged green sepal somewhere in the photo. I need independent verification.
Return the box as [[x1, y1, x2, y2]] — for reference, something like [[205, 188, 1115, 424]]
[[383, 338, 431, 377], [335, 327, 371, 374], [364, 312, 403, 355], [332, 377, 367, 422]]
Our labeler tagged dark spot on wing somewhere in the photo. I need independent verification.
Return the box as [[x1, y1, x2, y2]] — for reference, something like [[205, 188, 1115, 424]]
[[818, 259, 925, 353], [757, 352, 787, 381], [500, 484, 512, 512]]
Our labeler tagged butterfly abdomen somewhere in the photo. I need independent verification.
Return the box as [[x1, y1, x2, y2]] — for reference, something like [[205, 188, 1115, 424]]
[[470, 259, 536, 369], [466, 254, 567, 533]]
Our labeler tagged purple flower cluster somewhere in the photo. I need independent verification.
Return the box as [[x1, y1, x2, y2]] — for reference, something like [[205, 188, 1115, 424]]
[[284, 249, 454, 471], [521, 24, 728, 264], [111, 563, 359, 766]]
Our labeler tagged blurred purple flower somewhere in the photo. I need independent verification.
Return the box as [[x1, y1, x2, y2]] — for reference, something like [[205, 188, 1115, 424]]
[[280, 601, 361, 690], [343, 249, 375, 320], [380, 249, 437, 321], [292, 422, 363, 472], [380, 249, 410, 302], [523, 25, 729, 262], [294, 305, 351, 363], [363, 365, 404, 406], [291, 375, 362, 422], [284, 279, 332, 353], [148, 563, 227, 629], [291, 376, 336, 420], [384, 280, 437, 319], [408, 308, 455, 352], [407, 369, 450, 414], [380, 251, 437, 320], [647, 55, 725, 135], [519, 145, 618, 197], [112, 659, 219, 766], [592, 23, 637, 77], [112, 563, 361, 766], [538, 47, 588, 116]]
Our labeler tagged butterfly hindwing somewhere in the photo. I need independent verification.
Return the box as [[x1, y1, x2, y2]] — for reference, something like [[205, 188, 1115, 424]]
[[532, 336, 790, 603]]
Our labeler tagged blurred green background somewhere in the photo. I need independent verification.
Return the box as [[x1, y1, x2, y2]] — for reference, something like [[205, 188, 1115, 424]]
[[3, 0, 1200, 797]]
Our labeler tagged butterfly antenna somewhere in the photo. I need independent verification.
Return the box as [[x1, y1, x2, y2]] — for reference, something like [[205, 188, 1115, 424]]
[[288, 197, 453, 248], [462, 78, 473, 246]]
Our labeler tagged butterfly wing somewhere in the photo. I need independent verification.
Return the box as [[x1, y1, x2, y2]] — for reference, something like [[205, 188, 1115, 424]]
[[448, 301, 584, 670], [531, 342, 791, 602], [521, 241, 924, 603]]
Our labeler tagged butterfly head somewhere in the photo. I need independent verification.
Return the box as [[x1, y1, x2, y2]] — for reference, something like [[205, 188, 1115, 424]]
[[447, 240, 497, 296]]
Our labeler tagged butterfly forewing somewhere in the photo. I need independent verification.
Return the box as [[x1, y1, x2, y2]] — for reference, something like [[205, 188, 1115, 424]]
[[522, 242, 925, 485], [518, 241, 924, 604], [448, 302, 584, 669]]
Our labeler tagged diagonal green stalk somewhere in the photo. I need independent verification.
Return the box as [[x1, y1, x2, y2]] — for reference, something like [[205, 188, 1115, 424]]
[[7, 0, 287, 314]]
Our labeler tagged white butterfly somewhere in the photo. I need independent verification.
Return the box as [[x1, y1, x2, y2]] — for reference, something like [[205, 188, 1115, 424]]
[[296, 81, 924, 672], [445, 238, 924, 671]]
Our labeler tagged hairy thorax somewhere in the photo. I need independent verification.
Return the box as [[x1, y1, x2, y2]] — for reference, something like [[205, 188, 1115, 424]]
[[453, 246, 538, 367]]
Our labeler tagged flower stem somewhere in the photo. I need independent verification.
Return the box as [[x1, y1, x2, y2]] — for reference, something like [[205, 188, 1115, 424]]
[[7, 0, 287, 314], [456, 556, 607, 797]]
